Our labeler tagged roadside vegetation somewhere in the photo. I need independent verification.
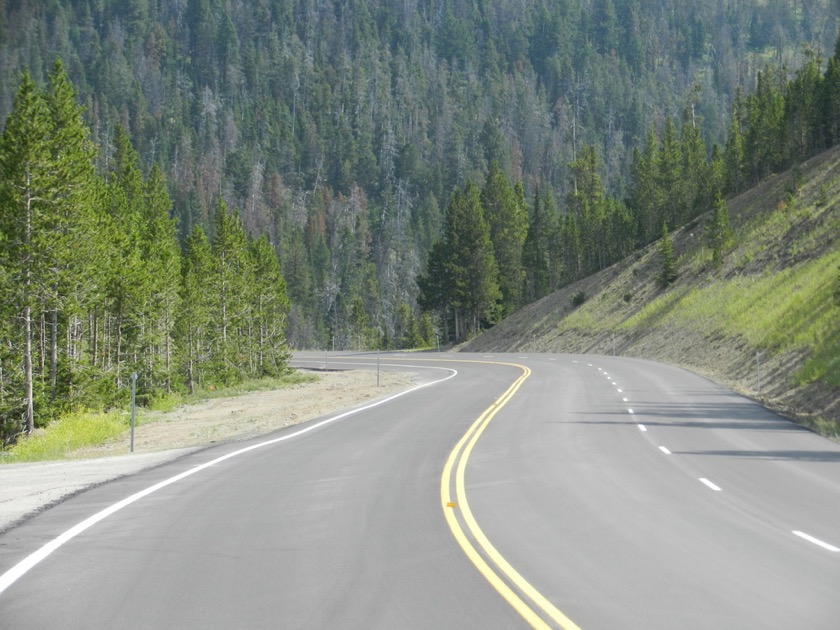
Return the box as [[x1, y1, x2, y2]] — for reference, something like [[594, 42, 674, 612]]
[[0, 372, 317, 463]]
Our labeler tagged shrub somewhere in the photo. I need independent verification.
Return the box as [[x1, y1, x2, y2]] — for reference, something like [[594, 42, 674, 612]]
[[572, 291, 586, 306]]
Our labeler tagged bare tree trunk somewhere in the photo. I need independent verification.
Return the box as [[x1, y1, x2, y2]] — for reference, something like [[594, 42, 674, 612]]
[[23, 179, 35, 434], [115, 313, 122, 388], [165, 318, 172, 393], [49, 309, 58, 403], [24, 302, 35, 434]]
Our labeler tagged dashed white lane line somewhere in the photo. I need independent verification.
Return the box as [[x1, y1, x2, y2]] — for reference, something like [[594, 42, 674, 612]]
[[699, 478, 722, 492], [638, 425, 647, 432], [659, 446, 672, 455], [792, 531, 840, 552], [627, 409, 634, 414], [622, 397, 629, 402]]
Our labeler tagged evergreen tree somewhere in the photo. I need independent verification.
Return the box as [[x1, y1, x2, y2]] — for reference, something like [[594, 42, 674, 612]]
[[209, 198, 252, 384], [142, 164, 182, 391], [43, 60, 102, 407], [724, 95, 747, 195], [627, 128, 661, 246], [705, 194, 732, 269], [249, 235, 290, 376], [0, 73, 52, 433], [705, 192, 733, 269], [658, 118, 682, 229], [417, 239, 454, 344], [522, 188, 552, 301], [481, 162, 527, 315], [656, 222, 678, 288], [822, 32, 840, 146], [442, 182, 500, 340], [835, 265, 840, 307], [176, 225, 214, 394]]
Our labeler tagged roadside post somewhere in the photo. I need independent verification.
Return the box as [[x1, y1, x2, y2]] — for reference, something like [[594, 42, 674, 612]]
[[377, 349, 381, 387], [130, 372, 138, 453]]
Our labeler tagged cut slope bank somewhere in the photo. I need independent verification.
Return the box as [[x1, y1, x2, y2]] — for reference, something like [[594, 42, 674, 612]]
[[465, 147, 840, 436]]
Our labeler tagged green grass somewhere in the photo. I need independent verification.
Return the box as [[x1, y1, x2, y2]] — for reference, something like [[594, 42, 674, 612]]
[[1, 370, 321, 463], [2, 411, 127, 463], [145, 371, 319, 412], [617, 249, 840, 387]]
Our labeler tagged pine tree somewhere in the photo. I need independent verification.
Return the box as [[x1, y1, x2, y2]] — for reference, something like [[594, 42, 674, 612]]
[[417, 239, 454, 344], [705, 192, 733, 269], [209, 198, 252, 384], [656, 222, 678, 288], [0, 73, 52, 433], [142, 164, 182, 391], [176, 225, 214, 394], [249, 235, 290, 376], [724, 94, 747, 195], [103, 125, 150, 389], [822, 31, 840, 146], [42, 60, 102, 408], [658, 118, 682, 229], [522, 188, 552, 301], [442, 182, 500, 340], [834, 265, 840, 307], [481, 162, 527, 315]]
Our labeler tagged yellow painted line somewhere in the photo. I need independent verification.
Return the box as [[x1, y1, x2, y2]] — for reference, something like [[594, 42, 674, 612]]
[[440, 361, 581, 630], [307, 353, 581, 627]]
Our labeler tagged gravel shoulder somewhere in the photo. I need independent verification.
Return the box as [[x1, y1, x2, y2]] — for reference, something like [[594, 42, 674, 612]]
[[0, 369, 415, 532]]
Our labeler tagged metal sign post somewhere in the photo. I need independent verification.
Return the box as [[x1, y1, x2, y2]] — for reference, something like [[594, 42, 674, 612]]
[[130, 372, 138, 453]]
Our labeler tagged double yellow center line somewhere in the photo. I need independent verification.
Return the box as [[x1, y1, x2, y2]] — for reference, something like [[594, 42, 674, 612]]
[[440, 361, 581, 630]]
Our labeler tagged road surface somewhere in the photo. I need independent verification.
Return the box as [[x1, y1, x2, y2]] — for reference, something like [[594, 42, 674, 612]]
[[1, 352, 838, 629]]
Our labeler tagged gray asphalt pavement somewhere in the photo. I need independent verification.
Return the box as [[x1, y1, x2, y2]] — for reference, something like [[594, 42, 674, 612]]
[[0, 353, 838, 629]]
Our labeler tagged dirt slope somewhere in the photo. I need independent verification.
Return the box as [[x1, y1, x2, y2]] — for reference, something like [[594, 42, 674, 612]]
[[464, 147, 840, 435]]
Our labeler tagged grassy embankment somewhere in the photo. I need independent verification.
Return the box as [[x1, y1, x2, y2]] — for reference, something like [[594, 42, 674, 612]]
[[1, 372, 317, 463], [466, 146, 840, 435]]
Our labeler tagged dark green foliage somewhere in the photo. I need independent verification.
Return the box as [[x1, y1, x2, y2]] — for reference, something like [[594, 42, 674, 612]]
[[656, 223, 678, 288], [0, 0, 836, 354], [705, 192, 733, 269], [572, 291, 587, 307], [418, 181, 501, 344], [481, 163, 528, 315], [0, 69, 291, 442], [834, 265, 840, 307]]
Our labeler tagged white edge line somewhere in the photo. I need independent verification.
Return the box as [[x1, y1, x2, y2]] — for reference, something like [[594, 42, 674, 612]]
[[699, 478, 722, 492], [792, 530, 840, 552], [0, 366, 457, 596]]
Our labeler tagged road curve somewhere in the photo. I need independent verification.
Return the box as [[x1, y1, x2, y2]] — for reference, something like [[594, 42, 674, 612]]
[[0, 352, 838, 629]]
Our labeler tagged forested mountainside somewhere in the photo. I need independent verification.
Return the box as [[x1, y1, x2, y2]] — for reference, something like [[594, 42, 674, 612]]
[[1, 0, 838, 351], [2, 1, 840, 441]]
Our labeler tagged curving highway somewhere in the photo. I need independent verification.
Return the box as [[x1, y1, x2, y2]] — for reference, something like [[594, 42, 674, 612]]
[[1, 352, 839, 629]]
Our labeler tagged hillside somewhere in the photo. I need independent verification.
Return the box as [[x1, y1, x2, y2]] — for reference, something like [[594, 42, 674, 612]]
[[463, 146, 840, 436], [1, 1, 837, 349]]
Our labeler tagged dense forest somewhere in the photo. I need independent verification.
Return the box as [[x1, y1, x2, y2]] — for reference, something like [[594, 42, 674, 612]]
[[1, 1, 840, 439]]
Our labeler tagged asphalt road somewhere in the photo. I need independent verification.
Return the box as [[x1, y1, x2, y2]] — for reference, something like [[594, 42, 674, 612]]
[[0, 352, 838, 629]]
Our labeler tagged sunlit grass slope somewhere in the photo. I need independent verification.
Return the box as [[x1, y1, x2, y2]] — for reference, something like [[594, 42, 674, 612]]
[[467, 146, 840, 435]]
